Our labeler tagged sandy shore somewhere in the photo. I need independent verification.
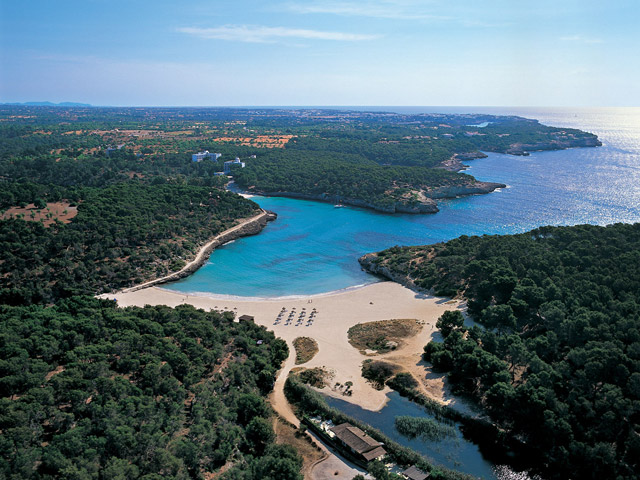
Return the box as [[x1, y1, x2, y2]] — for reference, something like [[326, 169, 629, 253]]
[[109, 281, 462, 415]]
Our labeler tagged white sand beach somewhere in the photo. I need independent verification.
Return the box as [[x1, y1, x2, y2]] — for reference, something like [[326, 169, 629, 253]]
[[109, 281, 462, 421]]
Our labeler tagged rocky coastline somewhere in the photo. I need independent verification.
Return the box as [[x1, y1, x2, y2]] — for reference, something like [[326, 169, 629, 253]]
[[119, 210, 277, 293], [256, 191, 439, 213], [502, 136, 602, 156], [250, 180, 505, 215], [358, 252, 423, 293]]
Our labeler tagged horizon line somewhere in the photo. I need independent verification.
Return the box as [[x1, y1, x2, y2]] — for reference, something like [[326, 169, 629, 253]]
[[2, 103, 639, 109]]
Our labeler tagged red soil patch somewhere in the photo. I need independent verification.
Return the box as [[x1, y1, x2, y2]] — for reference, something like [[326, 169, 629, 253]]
[[1, 201, 78, 227]]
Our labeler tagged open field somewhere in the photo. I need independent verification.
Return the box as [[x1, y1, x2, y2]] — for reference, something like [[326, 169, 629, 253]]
[[1, 201, 77, 226]]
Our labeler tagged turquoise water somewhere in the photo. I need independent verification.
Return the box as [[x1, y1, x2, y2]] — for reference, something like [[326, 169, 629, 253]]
[[165, 107, 640, 297], [164, 108, 640, 479]]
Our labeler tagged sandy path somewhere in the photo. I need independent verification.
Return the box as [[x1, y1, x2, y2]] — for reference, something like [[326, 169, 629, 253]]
[[110, 282, 461, 413], [269, 339, 300, 426]]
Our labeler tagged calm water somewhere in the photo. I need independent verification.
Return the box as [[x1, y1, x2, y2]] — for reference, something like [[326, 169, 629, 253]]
[[166, 107, 640, 298], [165, 108, 640, 479], [325, 392, 528, 480]]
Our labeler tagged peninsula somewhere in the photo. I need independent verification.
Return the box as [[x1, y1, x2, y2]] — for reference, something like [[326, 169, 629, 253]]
[[1, 106, 600, 215]]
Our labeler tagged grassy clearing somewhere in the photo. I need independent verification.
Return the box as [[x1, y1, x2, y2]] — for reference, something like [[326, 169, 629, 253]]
[[348, 318, 422, 354], [292, 367, 333, 389], [293, 336, 319, 365], [1, 201, 77, 227]]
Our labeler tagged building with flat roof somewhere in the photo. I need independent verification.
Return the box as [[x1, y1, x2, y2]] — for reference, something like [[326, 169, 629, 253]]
[[192, 150, 222, 162], [223, 157, 245, 173]]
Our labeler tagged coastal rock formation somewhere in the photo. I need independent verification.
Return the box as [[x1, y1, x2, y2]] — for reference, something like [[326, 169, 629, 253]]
[[503, 136, 602, 156], [426, 181, 506, 199], [437, 151, 489, 171], [121, 210, 277, 292], [358, 253, 422, 292]]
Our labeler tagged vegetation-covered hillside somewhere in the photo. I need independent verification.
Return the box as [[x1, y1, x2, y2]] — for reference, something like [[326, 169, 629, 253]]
[[1, 106, 600, 214], [360, 223, 640, 479], [0, 297, 299, 479], [0, 183, 260, 305]]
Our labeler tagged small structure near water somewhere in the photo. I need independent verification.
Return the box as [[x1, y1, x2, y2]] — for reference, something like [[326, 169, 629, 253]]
[[401, 465, 430, 480], [329, 422, 387, 463]]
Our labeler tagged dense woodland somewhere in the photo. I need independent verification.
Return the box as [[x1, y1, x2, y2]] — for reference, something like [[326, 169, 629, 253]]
[[232, 149, 475, 211], [0, 183, 259, 305], [363, 223, 640, 479], [0, 107, 302, 478], [1, 106, 600, 214], [0, 297, 298, 479]]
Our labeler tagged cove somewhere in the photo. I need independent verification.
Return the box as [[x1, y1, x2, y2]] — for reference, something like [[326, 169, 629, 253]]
[[165, 107, 640, 298]]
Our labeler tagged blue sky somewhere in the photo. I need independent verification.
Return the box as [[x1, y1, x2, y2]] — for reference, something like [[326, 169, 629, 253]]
[[1, 0, 638, 106]]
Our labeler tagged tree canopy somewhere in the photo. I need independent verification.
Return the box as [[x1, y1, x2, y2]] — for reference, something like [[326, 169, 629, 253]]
[[0, 297, 295, 479], [363, 223, 640, 479]]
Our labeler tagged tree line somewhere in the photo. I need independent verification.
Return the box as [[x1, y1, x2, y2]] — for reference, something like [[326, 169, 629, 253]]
[[365, 223, 640, 479]]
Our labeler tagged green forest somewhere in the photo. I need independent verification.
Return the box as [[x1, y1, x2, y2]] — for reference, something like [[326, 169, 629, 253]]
[[0, 297, 298, 479], [0, 183, 260, 305], [232, 149, 478, 212], [362, 223, 640, 479], [0, 107, 302, 478]]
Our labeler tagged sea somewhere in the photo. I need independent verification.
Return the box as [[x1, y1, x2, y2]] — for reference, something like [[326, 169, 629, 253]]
[[164, 107, 640, 479], [165, 107, 640, 298]]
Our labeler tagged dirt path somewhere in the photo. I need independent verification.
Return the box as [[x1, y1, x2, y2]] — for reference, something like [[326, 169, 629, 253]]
[[269, 339, 300, 426], [118, 210, 269, 293]]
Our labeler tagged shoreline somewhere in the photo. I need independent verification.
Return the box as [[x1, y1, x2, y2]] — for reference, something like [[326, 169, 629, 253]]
[[109, 281, 463, 413], [228, 181, 505, 215], [115, 209, 276, 294], [159, 281, 379, 302]]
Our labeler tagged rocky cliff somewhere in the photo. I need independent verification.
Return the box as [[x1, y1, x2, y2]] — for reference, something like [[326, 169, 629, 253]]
[[123, 211, 277, 292], [358, 252, 423, 292]]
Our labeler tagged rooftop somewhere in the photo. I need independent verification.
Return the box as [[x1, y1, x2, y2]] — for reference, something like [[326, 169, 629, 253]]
[[330, 423, 383, 455]]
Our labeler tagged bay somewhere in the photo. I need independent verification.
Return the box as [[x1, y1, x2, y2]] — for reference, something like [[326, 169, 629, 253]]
[[165, 107, 640, 297], [163, 107, 640, 479]]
